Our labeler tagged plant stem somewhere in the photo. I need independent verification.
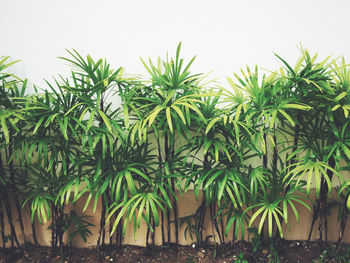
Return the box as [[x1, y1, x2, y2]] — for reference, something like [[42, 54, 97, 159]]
[[97, 194, 106, 247], [0, 195, 6, 248], [210, 202, 223, 244], [263, 133, 268, 168], [156, 137, 165, 245], [336, 192, 349, 254], [308, 157, 335, 241], [31, 217, 38, 245]]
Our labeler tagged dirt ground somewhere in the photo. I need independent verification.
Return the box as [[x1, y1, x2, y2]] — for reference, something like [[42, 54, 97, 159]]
[[0, 240, 348, 263]]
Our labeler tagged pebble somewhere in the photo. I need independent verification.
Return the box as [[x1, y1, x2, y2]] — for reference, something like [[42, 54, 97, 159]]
[[197, 251, 205, 258]]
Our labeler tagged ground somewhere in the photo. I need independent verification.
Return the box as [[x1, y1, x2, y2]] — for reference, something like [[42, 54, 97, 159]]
[[0, 240, 348, 263]]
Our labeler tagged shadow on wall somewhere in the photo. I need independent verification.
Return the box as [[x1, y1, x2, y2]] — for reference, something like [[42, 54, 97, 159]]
[[0, 190, 349, 248]]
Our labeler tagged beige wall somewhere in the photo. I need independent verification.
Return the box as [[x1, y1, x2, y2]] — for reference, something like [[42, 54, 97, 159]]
[[1, 190, 349, 248]]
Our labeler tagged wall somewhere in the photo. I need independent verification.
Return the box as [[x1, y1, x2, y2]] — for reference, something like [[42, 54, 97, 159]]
[[1, 190, 349, 248], [1, 0, 350, 91]]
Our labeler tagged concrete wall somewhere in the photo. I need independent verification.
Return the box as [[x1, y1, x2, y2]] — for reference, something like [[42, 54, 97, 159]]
[[1, 190, 349, 247], [1, 1, 350, 91]]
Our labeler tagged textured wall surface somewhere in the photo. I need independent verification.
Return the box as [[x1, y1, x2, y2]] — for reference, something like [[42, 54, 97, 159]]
[[1, 0, 350, 90], [1, 190, 349, 247]]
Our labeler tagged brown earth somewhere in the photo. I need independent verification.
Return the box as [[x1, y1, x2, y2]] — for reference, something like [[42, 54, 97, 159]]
[[0, 241, 349, 263]]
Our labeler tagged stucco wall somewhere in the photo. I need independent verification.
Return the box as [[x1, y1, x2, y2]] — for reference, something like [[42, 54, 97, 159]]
[[1, 190, 349, 248]]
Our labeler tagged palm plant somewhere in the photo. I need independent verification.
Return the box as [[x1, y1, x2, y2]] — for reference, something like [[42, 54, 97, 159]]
[[276, 50, 348, 241], [182, 92, 252, 244], [53, 50, 131, 248], [19, 80, 87, 254], [2, 45, 350, 254], [0, 56, 30, 247], [220, 62, 313, 241], [124, 43, 207, 245]]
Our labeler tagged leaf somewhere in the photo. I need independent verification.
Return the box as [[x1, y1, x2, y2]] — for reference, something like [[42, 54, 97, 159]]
[[166, 107, 173, 133], [341, 144, 350, 160], [335, 92, 347, 101], [332, 105, 341, 111], [1, 117, 9, 143], [279, 109, 295, 127], [125, 170, 137, 195], [171, 105, 186, 124], [283, 103, 311, 111], [148, 106, 164, 126], [97, 110, 112, 133], [123, 105, 129, 129], [205, 117, 221, 134]]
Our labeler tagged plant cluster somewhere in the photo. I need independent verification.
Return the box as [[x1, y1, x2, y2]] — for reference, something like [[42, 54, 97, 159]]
[[1, 44, 350, 260]]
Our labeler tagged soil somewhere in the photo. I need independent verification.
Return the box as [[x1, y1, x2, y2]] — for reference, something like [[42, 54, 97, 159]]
[[0, 240, 347, 263]]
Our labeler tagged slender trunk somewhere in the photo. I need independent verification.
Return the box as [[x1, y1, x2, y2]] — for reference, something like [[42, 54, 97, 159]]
[[0, 196, 6, 248], [198, 154, 209, 243], [114, 211, 123, 248], [198, 196, 206, 243], [97, 194, 106, 247], [232, 216, 236, 244], [109, 215, 113, 246], [161, 211, 165, 245], [0, 154, 7, 248], [164, 133, 171, 245], [170, 137, 179, 245], [166, 207, 171, 245], [272, 134, 278, 173], [210, 202, 223, 244], [105, 188, 113, 246], [171, 178, 178, 245], [308, 196, 320, 241], [118, 218, 123, 247], [263, 133, 267, 168], [290, 112, 301, 167], [157, 137, 165, 245], [151, 217, 156, 246], [97, 92, 106, 248], [31, 217, 38, 245], [114, 213, 118, 246], [336, 193, 349, 254], [308, 157, 335, 241], [8, 145, 27, 243], [2, 191, 19, 247], [51, 205, 56, 254], [146, 224, 150, 247], [57, 207, 64, 257], [54, 209, 58, 250], [220, 216, 225, 244]]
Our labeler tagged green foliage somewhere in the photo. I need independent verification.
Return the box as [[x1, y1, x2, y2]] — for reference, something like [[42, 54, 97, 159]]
[[1, 44, 350, 254], [313, 244, 350, 263], [234, 252, 249, 263], [66, 211, 94, 244]]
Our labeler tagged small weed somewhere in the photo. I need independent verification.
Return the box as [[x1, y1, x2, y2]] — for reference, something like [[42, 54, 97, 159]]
[[234, 252, 248, 263], [185, 255, 196, 263]]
